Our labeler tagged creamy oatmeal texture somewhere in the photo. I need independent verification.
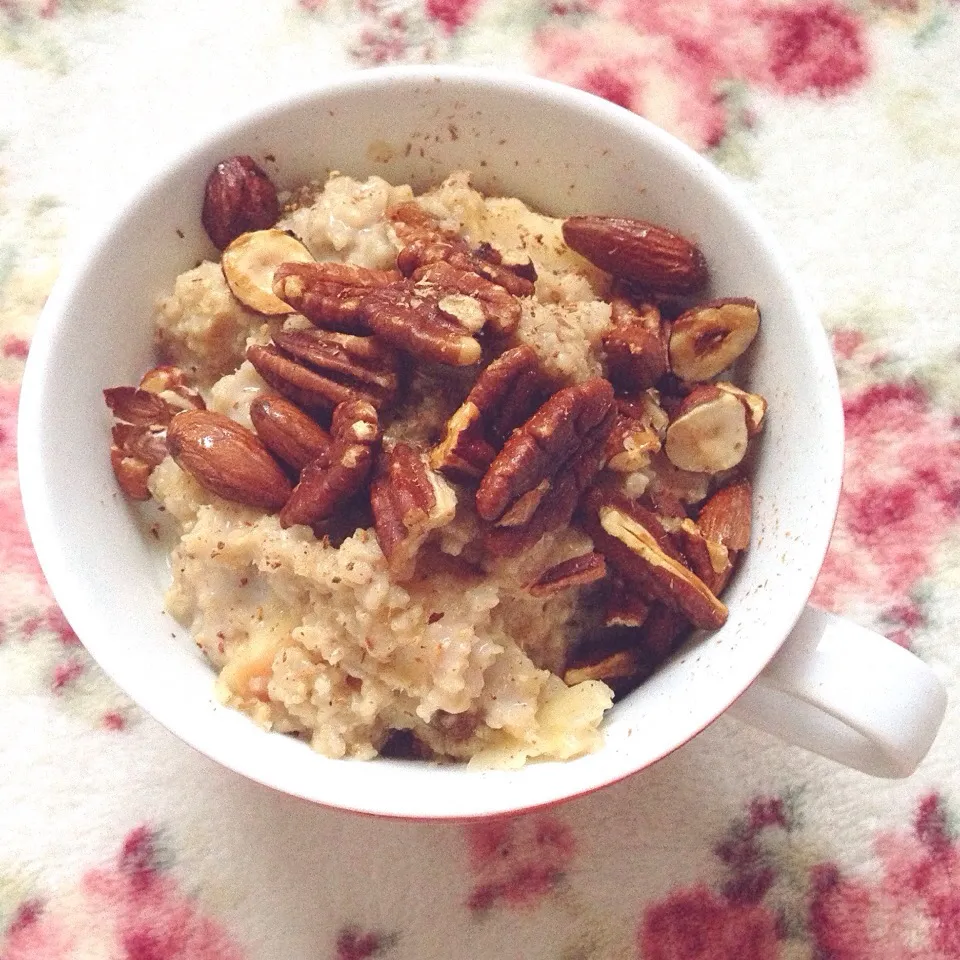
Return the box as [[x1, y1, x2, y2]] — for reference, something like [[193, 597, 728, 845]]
[[125, 168, 761, 767], [150, 172, 621, 766]]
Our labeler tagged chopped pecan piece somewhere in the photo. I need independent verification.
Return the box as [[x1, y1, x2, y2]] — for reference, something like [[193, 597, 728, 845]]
[[279, 400, 380, 529], [105, 365, 204, 500], [246, 329, 400, 415], [272, 261, 402, 333], [413, 260, 521, 335], [249, 394, 332, 470], [528, 551, 607, 597], [370, 442, 457, 580], [104, 386, 173, 427], [391, 203, 535, 298], [477, 378, 616, 556], [360, 283, 482, 366], [430, 345, 546, 480], [564, 648, 644, 687], [672, 517, 733, 595], [604, 411, 661, 473], [583, 489, 728, 630], [603, 577, 650, 628], [602, 297, 669, 392]]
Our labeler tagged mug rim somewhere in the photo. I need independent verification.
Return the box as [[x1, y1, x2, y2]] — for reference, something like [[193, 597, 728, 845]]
[[18, 65, 845, 820]]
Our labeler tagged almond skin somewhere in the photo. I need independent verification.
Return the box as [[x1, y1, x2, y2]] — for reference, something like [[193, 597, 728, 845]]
[[249, 395, 332, 471], [562, 216, 708, 294], [166, 410, 292, 510]]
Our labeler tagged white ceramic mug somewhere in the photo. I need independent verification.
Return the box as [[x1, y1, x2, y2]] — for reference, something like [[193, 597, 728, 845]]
[[18, 67, 946, 819]]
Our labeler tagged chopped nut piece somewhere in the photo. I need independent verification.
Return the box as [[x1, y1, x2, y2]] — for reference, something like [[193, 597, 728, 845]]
[[715, 381, 767, 435], [697, 481, 752, 553], [112, 422, 168, 468], [477, 378, 616, 556], [166, 410, 293, 510], [391, 202, 535, 298], [562, 216, 708, 295], [672, 517, 733, 595], [221, 229, 315, 315], [603, 578, 651, 628], [528, 552, 607, 597], [138, 365, 205, 413], [370, 443, 457, 580], [664, 385, 749, 474], [361, 283, 482, 366], [638, 603, 691, 660], [246, 329, 400, 415], [604, 412, 661, 472], [201, 155, 280, 250], [103, 386, 174, 427], [110, 447, 153, 501], [564, 649, 643, 687], [584, 490, 728, 630], [602, 297, 669, 391], [272, 261, 402, 333], [279, 400, 381, 529], [668, 298, 760, 382], [249, 395, 332, 470]]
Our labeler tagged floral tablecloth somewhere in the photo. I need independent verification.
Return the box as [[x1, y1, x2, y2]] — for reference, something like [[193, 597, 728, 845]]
[[3, 1, 960, 958]]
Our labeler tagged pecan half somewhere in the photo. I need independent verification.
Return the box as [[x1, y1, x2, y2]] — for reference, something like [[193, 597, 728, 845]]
[[583, 489, 728, 630], [638, 603, 690, 661], [246, 329, 400, 415], [528, 551, 607, 597], [412, 260, 521, 335], [602, 297, 669, 391], [370, 442, 457, 580], [166, 410, 292, 510], [137, 365, 206, 413], [477, 378, 616, 555], [201, 155, 280, 250], [562, 216, 708, 295], [360, 283, 482, 366], [279, 400, 381, 529], [104, 386, 173, 428], [430, 345, 546, 480], [272, 261, 402, 333], [249, 394, 332, 470]]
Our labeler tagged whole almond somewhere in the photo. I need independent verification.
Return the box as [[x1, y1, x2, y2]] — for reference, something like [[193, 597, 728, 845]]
[[249, 395, 332, 470], [697, 481, 752, 553], [166, 409, 292, 510], [562, 216, 708, 294]]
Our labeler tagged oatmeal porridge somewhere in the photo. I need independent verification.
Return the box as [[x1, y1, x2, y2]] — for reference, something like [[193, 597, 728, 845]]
[[105, 157, 764, 768]]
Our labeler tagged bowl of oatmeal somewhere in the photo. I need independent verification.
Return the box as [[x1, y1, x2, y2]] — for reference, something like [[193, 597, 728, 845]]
[[19, 67, 882, 818]]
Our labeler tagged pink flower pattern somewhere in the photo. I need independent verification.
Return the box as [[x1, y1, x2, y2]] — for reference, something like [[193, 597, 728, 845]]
[[1, 827, 246, 960], [465, 814, 576, 911], [810, 380, 960, 624]]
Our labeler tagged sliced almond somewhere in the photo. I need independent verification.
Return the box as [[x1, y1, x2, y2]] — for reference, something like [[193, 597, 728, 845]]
[[222, 229, 314, 315], [668, 298, 760, 382], [166, 409, 292, 510], [664, 386, 748, 474]]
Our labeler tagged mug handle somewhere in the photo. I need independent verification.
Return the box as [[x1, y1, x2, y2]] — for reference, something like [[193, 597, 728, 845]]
[[726, 605, 947, 777]]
